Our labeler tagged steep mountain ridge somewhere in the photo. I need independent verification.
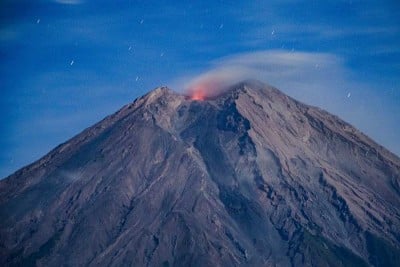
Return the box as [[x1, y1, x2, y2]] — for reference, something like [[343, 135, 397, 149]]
[[1, 80, 399, 266]]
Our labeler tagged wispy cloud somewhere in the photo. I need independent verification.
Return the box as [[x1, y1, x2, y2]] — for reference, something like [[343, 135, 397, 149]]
[[53, 0, 83, 5], [240, 22, 400, 49], [231, 1, 400, 53]]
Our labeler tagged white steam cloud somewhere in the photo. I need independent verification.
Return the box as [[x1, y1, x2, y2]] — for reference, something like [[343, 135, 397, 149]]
[[179, 50, 346, 99]]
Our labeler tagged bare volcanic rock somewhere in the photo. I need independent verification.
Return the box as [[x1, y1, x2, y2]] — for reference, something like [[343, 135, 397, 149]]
[[1, 80, 400, 266]]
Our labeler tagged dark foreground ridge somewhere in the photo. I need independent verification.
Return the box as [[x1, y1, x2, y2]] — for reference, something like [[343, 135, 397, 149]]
[[1, 80, 400, 266]]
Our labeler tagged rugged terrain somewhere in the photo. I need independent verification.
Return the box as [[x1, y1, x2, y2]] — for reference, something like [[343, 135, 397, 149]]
[[1, 80, 400, 266]]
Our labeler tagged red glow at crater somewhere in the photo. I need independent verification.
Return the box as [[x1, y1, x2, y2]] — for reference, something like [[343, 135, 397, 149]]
[[189, 86, 206, 101], [186, 79, 222, 101]]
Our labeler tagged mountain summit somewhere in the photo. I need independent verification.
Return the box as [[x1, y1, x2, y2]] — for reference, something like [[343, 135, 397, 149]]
[[1, 80, 400, 266]]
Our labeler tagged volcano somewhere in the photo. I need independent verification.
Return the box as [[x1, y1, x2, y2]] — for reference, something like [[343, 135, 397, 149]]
[[1, 80, 400, 266]]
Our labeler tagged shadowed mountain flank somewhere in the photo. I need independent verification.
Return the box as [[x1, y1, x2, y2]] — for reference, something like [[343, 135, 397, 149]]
[[1, 80, 399, 266]]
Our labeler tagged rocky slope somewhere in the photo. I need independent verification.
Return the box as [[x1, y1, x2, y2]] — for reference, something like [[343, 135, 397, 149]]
[[1, 80, 400, 266]]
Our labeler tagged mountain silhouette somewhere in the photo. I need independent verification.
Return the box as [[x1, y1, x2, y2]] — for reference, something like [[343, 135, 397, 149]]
[[1, 80, 399, 266]]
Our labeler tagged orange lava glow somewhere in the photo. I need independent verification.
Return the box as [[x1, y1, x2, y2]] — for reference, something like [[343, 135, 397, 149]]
[[190, 88, 206, 101]]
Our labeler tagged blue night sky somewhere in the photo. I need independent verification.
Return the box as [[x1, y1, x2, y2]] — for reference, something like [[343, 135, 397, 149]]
[[1, 0, 399, 178]]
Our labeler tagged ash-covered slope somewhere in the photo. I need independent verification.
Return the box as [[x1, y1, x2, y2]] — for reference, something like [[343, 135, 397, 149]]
[[1, 80, 400, 266]]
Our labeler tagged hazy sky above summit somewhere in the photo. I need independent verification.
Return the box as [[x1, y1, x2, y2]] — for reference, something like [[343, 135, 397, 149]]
[[0, 0, 399, 178]]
